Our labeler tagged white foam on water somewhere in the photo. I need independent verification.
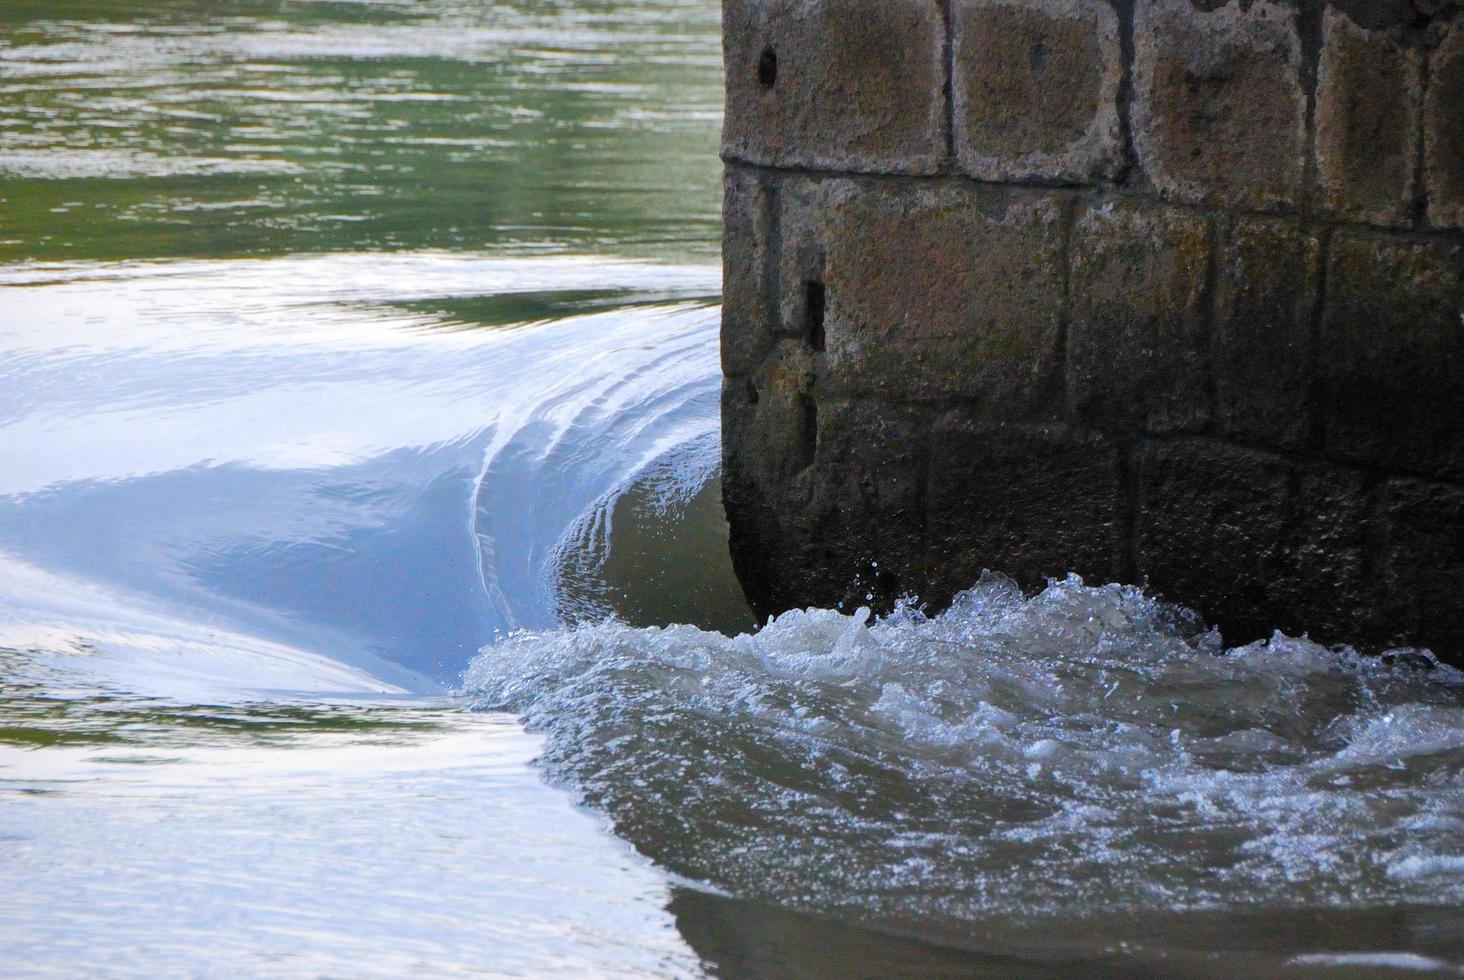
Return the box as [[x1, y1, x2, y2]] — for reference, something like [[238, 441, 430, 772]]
[[463, 573, 1464, 940], [1288, 952, 1460, 972]]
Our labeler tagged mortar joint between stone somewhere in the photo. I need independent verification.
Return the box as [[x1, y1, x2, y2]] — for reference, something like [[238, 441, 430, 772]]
[[939, 0, 957, 170], [1111, 0, 1141, 191], [1055, 192, 1080, 422], [1303, 222, 1333, 457], [1200, 213, 1222, 439], [1298, 0, 1324, 218], [1410, 29, 1433, 228]]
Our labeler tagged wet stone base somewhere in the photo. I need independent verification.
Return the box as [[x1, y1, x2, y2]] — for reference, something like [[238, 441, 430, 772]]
[[720, 0, 1464, 663]]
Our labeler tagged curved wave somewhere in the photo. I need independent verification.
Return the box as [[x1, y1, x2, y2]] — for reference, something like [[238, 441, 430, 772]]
[[0, 252, 740, 688], [467, 300, 729, 633]]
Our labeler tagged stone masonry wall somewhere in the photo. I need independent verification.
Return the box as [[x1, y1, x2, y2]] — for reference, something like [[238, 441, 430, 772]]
[[720, 0, 1464, 661]]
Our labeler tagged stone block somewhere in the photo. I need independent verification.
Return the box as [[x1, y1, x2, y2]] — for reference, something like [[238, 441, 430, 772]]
[[807, 399, 932, 609], [723, 339, 818, 496], [951, 0, 1123, 182], [1318, 231, 1464, 481], [1316, 9, 1422, 226], [1379, 478, 1464, 662], [1135, 439, 1293, 643], [721, 169, 775, 378], [1212, 216, 1320, 449], [1425, 19, 1464, 228], [723, 385, 933, 617], [1132, 0, 1306, 209], [1067, 197, 1211, 434], [924, 419, 1123, 600], [778, 177, 1069, 413], [720, 343, 819, 616], [721, 0, 945, 174], [1137, 443, 1388, 645], [775, 176, 836, 342], [1268, 466, 1377, 643]]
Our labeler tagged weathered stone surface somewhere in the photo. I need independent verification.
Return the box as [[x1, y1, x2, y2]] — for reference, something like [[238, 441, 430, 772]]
[[1135, 439, 1293, 643], [952, 0, 1122, 182], [721, 341, 818, 616], [1425, 18, 1464, 227], [721, 168, 775, 378], [1318, 231, 1464, 480], [724, 385, 932, 616], [721, 0, 944, 174], [1317, 9, 1421, 226], [1379, 478, 1464, 659], [806, 399, 932, 608], [1327, 0, 1419, 31], [1274, 467, 1378, 643], [1132, 0, 1305, 209], [1068, 197, 1211, 434], [775, 176, 835, 346], [719, 0, 1464, 664], [780, 177, 1069, 412], [924, 419, 1123, 601], [1137, 441, 1387, 645], [723, 340, 818, 499], [1212, 216, 1320, 449]]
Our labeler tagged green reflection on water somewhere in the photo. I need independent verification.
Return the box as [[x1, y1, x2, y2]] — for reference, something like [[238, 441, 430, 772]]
[[0, 0, 724, 263], [0, 647, 450, 750]]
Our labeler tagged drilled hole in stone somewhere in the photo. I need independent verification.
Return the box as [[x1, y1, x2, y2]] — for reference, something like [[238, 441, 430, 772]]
[[803, 279, 825, 352], [1029, 38, 1049, 73], [757, 47, 777, 89]]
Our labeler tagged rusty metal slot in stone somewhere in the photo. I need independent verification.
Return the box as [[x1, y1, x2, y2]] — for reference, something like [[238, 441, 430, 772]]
[[802, 278, 826, 352], [757, 47, 777, 89]]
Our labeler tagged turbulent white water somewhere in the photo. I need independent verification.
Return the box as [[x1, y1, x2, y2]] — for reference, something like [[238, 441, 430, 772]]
[[4, 0, 1462, 972], [464, 574, 1464, 946], [4, 252, 1463, 974], [4, 248, 1463, 974]]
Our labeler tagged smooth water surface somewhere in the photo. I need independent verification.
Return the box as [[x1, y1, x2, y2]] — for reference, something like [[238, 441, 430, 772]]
[[0, 0, 722, 262], [2, 1, 1462, 976]]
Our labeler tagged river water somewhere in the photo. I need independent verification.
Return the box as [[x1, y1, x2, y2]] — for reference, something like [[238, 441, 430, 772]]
[[1, 1, 1461, 976]]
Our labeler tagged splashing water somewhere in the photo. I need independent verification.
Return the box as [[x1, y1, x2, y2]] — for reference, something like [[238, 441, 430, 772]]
[[464, 573, 1464, 950], [3, 0, 1463, 972]]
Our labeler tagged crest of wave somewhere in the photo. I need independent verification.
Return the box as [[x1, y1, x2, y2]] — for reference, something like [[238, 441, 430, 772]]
[[462, 573, 1464, 933]]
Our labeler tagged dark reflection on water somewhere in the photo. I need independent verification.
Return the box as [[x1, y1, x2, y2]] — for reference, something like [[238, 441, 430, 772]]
[[674, 888, 1464, 978], [394, 288, 723, 333], [557, 447, 756, 636]]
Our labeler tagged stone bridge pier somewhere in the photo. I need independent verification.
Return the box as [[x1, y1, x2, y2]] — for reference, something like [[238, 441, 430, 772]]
[[719, 0, 1464, 661]]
